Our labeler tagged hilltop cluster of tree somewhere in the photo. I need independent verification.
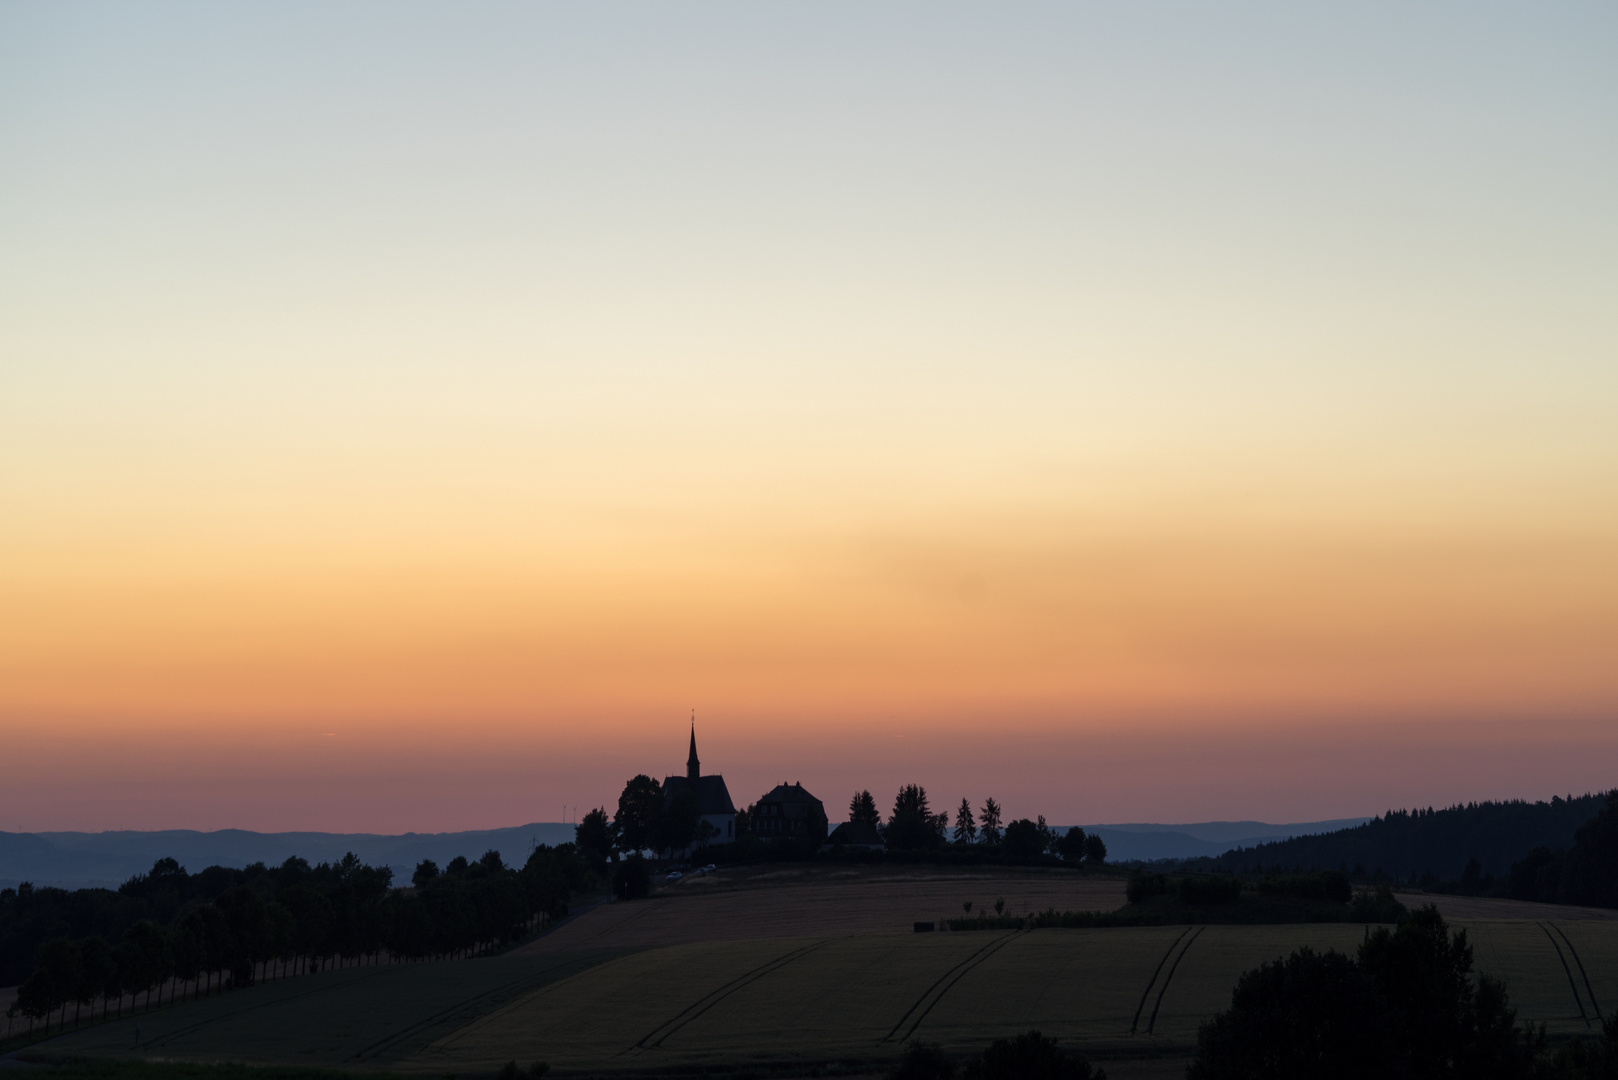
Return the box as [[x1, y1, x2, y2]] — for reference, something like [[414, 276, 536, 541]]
[[845, 787, 1108, 864], [578, 777, 1108, 869], [1194, 793, 1608, 882], [2, 845, 588, 1033]]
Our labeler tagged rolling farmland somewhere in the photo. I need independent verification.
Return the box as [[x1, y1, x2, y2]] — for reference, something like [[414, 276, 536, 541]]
[[34, 872, 1618, 1076]]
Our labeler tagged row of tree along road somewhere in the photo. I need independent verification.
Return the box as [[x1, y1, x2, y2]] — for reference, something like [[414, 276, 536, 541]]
[[2, 844, 590, 1038]]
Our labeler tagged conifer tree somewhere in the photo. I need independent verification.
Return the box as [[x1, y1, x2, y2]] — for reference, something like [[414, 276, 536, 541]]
[[954, 798, 978, 845], [979, 797, 1003, 845]]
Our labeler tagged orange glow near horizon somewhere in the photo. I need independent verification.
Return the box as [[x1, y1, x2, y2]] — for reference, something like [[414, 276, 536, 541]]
[[5, 482, 1616, 831]]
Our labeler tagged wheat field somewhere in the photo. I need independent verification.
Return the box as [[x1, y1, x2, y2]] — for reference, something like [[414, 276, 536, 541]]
[[34, 871, 1618, 1074]]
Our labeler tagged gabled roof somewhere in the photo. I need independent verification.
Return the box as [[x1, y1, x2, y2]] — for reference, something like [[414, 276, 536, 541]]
[[758, 782, 823, 807], [662, 774, 736, 816], [827, 821, 884, 847]]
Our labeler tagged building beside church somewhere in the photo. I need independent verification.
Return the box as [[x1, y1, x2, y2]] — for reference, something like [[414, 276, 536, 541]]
[[753, 781, 828, 846], [661, 726, 737, 850], [826, 820, 884, 850]]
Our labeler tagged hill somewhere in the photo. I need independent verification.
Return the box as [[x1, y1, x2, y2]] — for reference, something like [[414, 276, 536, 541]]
[[1198, 793, 1609, 881], [26, 865, 1618, 1074], [1082, 819, 1370, 862], [0, 825, 578, 891]]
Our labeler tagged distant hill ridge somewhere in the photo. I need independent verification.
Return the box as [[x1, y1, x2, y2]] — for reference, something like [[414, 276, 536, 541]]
[[1, 818, 1367, 888], [4, 800, 1603, 889], [1079, 819, 1371, 863], [0, 823, 579, 890], [1199, 793, 1610, 881]]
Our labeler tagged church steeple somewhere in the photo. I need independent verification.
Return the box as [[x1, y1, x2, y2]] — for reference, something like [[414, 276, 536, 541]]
[[687, 717, 700, 783]]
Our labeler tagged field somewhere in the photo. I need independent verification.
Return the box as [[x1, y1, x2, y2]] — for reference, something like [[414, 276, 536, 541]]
[[523, 864, 1130, 952], [30, 869, 1618, 1077]]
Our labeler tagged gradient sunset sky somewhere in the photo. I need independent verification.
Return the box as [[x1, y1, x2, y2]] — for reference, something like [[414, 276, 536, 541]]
[[3, 2, 1615, 833]]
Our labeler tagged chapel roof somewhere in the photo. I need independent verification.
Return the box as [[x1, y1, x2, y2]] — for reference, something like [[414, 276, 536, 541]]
[[662, 773, 737, 816]]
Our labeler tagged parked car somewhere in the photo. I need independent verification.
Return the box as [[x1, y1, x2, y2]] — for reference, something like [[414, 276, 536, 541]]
[[666, 870, 683, 881], [699, 864, 717, 874]]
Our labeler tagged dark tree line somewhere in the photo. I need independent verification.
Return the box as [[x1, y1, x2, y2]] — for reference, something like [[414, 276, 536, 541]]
[[1200, 793, 1609, 882], [3, 844, 587, 1035], [1504, 791, 1618, 908]]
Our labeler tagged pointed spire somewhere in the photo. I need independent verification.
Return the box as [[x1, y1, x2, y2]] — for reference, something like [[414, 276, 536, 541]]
[[687, 714, 700, 783]]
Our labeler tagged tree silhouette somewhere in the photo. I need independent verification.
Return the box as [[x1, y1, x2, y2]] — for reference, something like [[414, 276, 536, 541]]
[[954, 799, 977, 845], [169, 913, 203, 996], [1056, 827, 1087, 860], [694, 818, 720, 850], [894, 785, 932, 819], [1003, 819, 1044, 861], [886, 785, 946, 851], [1190, 907, 1541, 1080], [73, 936, 114, 1022], [658, 787, 701, 857], [123, 920, 169, 1007], [850, 790, 881, 829], [1189, 947, 1395, 1080], [979, 798, 1003, 845], [614, 774, 665, 855], [412, 859, 440, 887], [575, 807, 615, 871], [612, 854, 652, 901], [1082, 833, 1107, 864]]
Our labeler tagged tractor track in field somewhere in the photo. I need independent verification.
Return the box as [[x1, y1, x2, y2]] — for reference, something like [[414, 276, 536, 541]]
[[625, 939, 832, 1054], [881, 932, 1019, 1044], [1548, 923, 1603, 1021], [1146, 926, 1204, 1035], [1539, 923, 1593, 1027], [1129, 928, 1191, 1035], [891, 931, 1023, 1044], [556, 898, 670, 949], [144, 968, 395, 1048], [350, 952, 619, 1062]]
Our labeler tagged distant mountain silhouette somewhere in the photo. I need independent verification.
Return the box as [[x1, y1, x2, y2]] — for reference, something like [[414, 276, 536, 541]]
[[1077, 819, 1372, 862], [0, 823, 578, 889]]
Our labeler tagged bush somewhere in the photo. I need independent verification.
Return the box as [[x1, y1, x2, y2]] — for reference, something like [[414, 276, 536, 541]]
[[1544, 1014, 1618, 1079], [1177, 876, 1244, 905], [889, 1041, 957, 1080], [1257, 870, 1352, 903], [1347, 884, 1406, 923], [611, 855, 651, 901], [964, 1030, 1104, 1080], [494, 1063, 548, 1080], [1126, 872, 1170, 904], [1002, 819, 1046, 862]]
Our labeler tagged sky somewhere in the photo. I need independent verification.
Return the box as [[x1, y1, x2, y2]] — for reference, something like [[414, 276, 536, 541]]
[[2, 1, 1616, 833]]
